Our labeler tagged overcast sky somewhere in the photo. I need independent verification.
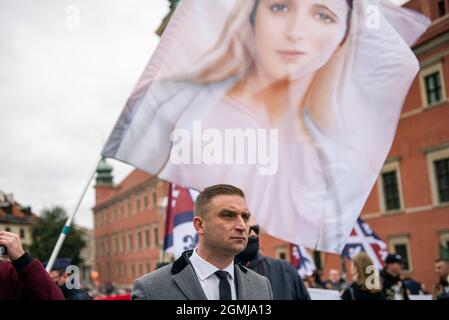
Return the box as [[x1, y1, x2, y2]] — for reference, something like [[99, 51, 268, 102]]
[[0, 0, 410, 230]]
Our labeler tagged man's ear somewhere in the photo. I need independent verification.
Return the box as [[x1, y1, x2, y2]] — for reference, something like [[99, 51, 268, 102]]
[[193, 216, 205, 234]]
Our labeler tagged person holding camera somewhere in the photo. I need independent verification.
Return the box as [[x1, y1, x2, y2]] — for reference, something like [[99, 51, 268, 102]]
[[0, 231, 64, 300]]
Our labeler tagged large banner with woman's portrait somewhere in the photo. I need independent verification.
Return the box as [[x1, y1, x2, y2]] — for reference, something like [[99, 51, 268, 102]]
[[102, 0, 430, 253]]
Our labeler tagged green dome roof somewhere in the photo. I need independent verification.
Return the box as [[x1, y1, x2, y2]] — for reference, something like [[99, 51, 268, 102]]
[[97, 158, 113, 173], [96, 158, 114, 186]]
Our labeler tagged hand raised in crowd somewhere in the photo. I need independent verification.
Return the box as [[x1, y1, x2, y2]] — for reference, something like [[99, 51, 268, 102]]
[[0, 231, 26, 261]]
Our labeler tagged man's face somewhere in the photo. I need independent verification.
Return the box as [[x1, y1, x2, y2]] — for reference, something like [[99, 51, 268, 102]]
[[197, 194, 251, 256], [49, 270, 66, 286], [387, 262, 403, 276], [435, 261, 449, 281], [329, 269, 340, 282]]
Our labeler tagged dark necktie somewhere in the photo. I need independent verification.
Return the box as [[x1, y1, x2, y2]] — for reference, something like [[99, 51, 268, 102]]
[[215, 270, 232, 300]]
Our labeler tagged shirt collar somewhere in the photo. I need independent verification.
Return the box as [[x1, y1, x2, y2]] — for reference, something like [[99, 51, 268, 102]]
[[190, 247, 235, 281]]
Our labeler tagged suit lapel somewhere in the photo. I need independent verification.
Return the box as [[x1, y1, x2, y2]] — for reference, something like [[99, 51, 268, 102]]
[[173, 264, 208, 300], [234, 265, 249, 300]]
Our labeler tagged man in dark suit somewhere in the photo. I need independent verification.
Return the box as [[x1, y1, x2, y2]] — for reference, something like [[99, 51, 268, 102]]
[[132, 184, 273, 300]]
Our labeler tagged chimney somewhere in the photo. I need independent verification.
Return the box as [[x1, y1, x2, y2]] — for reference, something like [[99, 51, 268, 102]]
[[0, 202, 12, 214], [21, 206, 32, 216]]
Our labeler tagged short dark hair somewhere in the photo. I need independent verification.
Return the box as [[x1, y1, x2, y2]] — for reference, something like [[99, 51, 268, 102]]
[[435, 257, 449, 264], [194, 184, 245, 218]]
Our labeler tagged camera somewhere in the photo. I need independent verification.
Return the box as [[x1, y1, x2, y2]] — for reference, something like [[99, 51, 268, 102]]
[[0, 245, 7, 257]]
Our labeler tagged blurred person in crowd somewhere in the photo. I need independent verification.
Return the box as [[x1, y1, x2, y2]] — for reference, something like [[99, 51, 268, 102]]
[[380, 254, 409, 300], [103, 280, 116, 296], [341, 252, 385, 300], [46, 258, 92, 300], [0, 231, 64, 300], [304, 270, 325, 289], [434, 258, 449, 300], [324, 268, 347, 291], [235, 224, 310, 300], [402, 275, 426, 296]]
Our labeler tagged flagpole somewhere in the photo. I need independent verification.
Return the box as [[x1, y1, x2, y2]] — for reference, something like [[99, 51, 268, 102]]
[[341, 255, 348, 283], [161, 183, 173, 263], [45, 156, 102, 273]]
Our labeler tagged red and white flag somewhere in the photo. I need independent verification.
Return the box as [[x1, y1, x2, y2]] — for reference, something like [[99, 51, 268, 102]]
[[163, 184, 198, 259], [341, 218, 388, 269]]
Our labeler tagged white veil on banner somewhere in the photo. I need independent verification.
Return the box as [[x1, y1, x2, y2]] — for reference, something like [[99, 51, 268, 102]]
[[102, 0, 429, 253]]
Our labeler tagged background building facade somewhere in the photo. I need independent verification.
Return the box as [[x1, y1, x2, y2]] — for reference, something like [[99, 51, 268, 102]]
[[93, 160, 168, 288], [0, 191, 37, 250]]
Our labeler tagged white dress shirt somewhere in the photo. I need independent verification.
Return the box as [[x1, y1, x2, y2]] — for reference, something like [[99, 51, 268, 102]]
[[189, 248, 237, 300]]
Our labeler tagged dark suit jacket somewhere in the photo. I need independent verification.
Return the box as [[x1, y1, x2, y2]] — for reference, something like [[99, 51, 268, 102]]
[[132, 250, 273, 300]]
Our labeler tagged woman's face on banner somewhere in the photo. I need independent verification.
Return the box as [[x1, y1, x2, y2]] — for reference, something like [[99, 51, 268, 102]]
[[252, 0, 349, 82]]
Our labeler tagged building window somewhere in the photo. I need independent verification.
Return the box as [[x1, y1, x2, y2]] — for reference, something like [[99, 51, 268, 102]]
[[106, 237, 111, 257], [127, 201, 132, 216], [110, 236, 114, 254], [420, 63, 447, 107], [389, 236, 412, 272], [135, 196, 141, 213], [438, 0, 447, 17], [144, 195, 148, 210], [275, 246, 288, 260], [137, 229, 142, 250], [5, 227, 11, 232], [19, 228, 25, 239], [128, 232, 133, 251], [145, 228, 150, 248], [378, 160, 404, 213], [116, 265, 120, 278], [117, 263, 122, 277], [138, 263, 143, 276], [106, 262, 112, 279], [427, 146, 449, 206], [114, 237, 119, 255], [382, 171, 401, 211], [121, 234, 126, 253], [153, 224, 159, 247], [101, 240, 105, 257], [152, 191, 157, 207], [131, 263, 135, 277], [146, 261, 151, 273], [425, 73, 443, 105], [435, 159, 449, 203], [440, 232, 449, 260]]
